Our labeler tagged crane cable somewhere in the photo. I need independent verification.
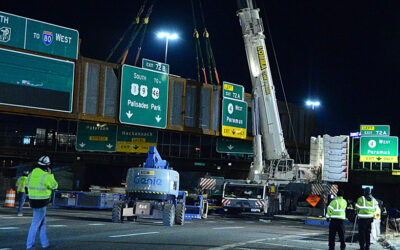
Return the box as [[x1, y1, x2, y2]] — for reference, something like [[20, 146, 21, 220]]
[[134, 0, 157, 66], [261, 2, 302, 163], [119, 0, 156, 65], [198, 0, 220, 85], [190, 0, 207, 83], [106, 0, 147, 62]]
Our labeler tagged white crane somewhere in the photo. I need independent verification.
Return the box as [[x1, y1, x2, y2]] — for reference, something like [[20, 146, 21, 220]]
[[237, 0, 296, 183]]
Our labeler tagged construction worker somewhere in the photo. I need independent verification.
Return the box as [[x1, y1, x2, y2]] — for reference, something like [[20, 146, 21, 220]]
[[16, 170, 29, 216], [326, 189, 347, 250], [355, 187, 378, 250], [26, 156, 58, 250]]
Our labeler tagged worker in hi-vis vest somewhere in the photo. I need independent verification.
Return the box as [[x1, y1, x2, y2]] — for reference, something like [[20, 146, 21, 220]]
[[16, 170, 29, 216], [26, 156, 58, 250], [355, 187, 378, 250], [326, 189, 347, 250]]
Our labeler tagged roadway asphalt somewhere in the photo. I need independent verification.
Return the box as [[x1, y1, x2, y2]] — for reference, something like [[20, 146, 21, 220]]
[[0, 206, 387, 250]]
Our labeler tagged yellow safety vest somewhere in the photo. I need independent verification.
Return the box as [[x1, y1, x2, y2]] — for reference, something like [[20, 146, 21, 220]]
[[326, 196, 347, 220], [356, 196, 377, 219], [16, 176, 28, 193], [26, 168, 58, 200]]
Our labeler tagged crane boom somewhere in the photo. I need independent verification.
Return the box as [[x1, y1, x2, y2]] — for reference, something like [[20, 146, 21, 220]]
[[237, 1, 292, 182]]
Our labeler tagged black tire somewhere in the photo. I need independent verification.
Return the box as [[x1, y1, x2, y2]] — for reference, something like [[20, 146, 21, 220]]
[[175, 203, 185, 225], [163, 204, 175, 227], [112, 201, 124, 223]]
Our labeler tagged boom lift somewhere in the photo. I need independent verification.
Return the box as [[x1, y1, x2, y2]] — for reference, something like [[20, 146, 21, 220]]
[[112, 147, 185, 226]]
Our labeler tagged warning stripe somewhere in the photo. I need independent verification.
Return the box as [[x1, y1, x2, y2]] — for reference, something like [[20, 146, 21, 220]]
[[311, 184, 338, 196], [131, 190, 167, 195], [255, 200, 265, 207], [221, 199, 231, 206], [200, 178, 216, 190]]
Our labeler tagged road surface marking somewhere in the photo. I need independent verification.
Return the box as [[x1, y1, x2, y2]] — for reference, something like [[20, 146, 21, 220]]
[[89, 223, 105, 226], [212, 226, 244, 230], [1, 217, 20, 219], [245, 221, 254, 223], [48, 224, 67, 227], [207, 233, 323, 250], [207, 238, 267, 250], [153, 221, 163, 224], [110, 232, 159, 238], [261, 242, 325, 250], [0, 227, 19, 230]]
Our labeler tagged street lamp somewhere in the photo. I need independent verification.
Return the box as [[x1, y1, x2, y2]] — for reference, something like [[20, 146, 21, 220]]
[[306, 100, 321, 110], [157, 32, 178, 63]]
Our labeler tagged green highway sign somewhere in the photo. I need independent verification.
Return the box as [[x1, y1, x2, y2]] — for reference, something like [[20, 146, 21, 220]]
[[142, 58, 169, 74], [76, 122, 117, 152], [223, 81, 244, 101], [221, 98, 248, 139], [360, 136, 398, 163], [0, 48, 74, 112], [0, 11, 79, 60], [360, 125, 390, 136], [216, 138, 253, 154], [116, 126, 158, 153], [119, 65, 169, 129]]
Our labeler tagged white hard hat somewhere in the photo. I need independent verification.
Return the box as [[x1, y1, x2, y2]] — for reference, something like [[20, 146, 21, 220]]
[[38, 156, 51, 166]]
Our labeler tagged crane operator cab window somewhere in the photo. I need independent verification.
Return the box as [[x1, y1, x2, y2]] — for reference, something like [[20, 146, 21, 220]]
[[277, 159, 293, 172]]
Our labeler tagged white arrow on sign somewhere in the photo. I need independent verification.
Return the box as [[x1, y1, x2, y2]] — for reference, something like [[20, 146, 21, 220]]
[[155, 115, 162, 123], [227, 144, 234, 150], [106, 144, 113, 149], [79, 142, 86, 148], [126, 110, 133, 119]]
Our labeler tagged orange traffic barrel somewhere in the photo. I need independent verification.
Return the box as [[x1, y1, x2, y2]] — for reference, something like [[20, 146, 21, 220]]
[[5, 189, 16, 207]]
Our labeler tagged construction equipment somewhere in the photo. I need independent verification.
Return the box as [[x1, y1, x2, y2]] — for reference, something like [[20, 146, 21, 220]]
[[220, 0, 318, 215], [112, 146, 185, 226], [222, 180, 268, 214], [185, 194, 208, 220], [52, 191, 122, 209]]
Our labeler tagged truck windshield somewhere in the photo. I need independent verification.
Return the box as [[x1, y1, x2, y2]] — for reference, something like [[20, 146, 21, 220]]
[[224, 185, 264, 199]]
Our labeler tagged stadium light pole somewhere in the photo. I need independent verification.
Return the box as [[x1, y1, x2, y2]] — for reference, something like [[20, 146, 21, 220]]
[[157, 32, 178, 63]]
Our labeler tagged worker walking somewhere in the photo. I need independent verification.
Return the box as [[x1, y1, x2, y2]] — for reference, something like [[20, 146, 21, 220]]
[[355, 187, 378, 250], [16, 170, 29, 216], [326, 189, 347, 250], [26, 156, 58, 250]]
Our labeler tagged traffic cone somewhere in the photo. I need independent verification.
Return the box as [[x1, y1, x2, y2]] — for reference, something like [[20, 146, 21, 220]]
[[5, 189, 16, 207]]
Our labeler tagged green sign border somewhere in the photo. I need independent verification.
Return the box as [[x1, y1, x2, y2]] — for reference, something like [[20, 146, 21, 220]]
[[0, 47, 75, 113], [360, 136, 399, 157], [75, 122, 117, 152], [216, 138, 253, 154], [221, 98, 248, 129], [360, 124, 390, 136], [142, 58, 169, 74], [119, 65, 169, 129], [0, 11, 79, 60], [223, 81, 244, 101]]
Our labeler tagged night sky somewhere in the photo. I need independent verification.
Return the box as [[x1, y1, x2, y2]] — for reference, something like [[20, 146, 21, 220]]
[[1, 0, 399, 136]]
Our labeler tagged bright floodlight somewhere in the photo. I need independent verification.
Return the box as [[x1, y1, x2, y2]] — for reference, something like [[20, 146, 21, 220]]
[[306, 100, 320, 110], [157, 32, 179, 63], [157, 32, 178, 40]]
